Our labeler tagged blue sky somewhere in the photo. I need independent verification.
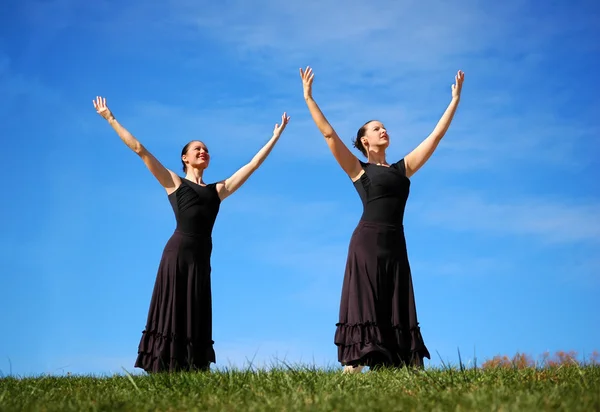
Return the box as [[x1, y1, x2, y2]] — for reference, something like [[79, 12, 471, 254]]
[[1, 0, 598, 376]]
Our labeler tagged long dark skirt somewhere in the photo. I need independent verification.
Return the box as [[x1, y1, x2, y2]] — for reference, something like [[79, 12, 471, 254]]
[[334, 220, 431, 369], [135, 230, 216, 373]]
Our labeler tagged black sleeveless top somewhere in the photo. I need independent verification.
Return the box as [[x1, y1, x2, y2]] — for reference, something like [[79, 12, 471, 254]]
[[353, 158, 410, 227], [167, 179, 221, 236]]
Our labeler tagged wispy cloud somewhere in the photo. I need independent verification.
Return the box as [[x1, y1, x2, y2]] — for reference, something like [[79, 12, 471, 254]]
[[170, 0, 520, 67], [0, 50, 92, 144], [77, 0, 597, 173], [168, 0, 598, 74], [411, 257, 511, 279], [0, 1, 575, 177], [413, 192, 600, 244], [123, 100, 285, 155]]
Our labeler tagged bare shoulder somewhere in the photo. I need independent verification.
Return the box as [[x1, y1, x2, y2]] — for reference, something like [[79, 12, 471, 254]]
[[165, 171, 183, 195], [395, 156, 414, 178], [214, 180, 229, 201], [349, 161, 366, 182]]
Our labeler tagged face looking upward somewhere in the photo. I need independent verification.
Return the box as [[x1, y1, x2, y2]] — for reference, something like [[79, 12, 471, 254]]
[[181, 141, 210, 172], [360, 121, 390, 153]]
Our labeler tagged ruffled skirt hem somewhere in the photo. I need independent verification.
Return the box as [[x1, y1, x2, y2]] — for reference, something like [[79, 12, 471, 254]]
[[335, 321, 431, 368], [134, 329, 216, 373]]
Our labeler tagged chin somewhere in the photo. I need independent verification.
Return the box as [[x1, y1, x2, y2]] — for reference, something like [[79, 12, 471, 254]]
[[192, 162, 209, 170]]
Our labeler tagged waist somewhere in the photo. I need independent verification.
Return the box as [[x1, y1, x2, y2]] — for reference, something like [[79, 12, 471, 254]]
[[356, 219, 404, 231], [360, 209, 405, 226], [173, 229, 213, 239]]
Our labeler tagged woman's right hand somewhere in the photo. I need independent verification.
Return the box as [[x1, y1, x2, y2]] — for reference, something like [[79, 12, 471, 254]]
[[299, 66, 314, 99], [93, 96, 115, 121]]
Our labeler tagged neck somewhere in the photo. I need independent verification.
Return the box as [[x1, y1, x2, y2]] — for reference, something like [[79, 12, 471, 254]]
[[367, 150, 387, 166], [185, 167, 205, 184]]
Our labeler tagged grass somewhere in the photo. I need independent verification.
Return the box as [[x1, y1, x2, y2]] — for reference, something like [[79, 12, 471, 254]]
[[1, 353, 599, 411]]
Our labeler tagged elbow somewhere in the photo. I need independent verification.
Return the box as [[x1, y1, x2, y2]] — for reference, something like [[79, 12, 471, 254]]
[[428, 129, 446, 143], [430, 132, 444, 143], [133, 143, 146, 155], [323, 130, 335, 139]]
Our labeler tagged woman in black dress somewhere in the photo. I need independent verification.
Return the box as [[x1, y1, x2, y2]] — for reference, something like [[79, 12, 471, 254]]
[[299, 67, 464, 372], [93, 96, 290, 373]]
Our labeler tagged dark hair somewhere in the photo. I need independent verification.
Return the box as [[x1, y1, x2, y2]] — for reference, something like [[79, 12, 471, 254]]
[[352, 120, 375, 158], [181, 140, 206, 172]]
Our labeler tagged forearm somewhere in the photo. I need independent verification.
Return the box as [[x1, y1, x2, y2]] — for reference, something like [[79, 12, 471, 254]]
[[219, 132, 281, 198], [404, 97, 460, 176], [248, 133, 281, 170], [429, 97, 460, 141], [305, 96, 336, 138], [107, 117, 144, 154]]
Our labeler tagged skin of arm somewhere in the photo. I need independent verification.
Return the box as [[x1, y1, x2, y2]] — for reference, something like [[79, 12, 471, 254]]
[[301, 67, 363, 182], [94, 97, 180, 194], [404, 71, 464, 178], [216, 113, 290, 201]]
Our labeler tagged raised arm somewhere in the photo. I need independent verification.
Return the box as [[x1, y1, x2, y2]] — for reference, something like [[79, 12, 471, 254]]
[[93, 96, 180, 194], [215, 112, 290, 201], [404, 71, 464, 178], [300, 67, 363, 182]]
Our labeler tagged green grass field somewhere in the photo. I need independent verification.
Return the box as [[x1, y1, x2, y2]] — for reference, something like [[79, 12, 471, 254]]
[[2, 359, 599, 411]]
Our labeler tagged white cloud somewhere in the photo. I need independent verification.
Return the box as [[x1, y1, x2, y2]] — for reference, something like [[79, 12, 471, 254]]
[[89, 0, 596, 171], [168, 0, 597, 74], [9, 0, 580, 174], [0, 50, 93, 143], [172, 0, 499, 65], [123, 100, 280, 151], [413, 193, 600, 244], [411, 257, 510, 279]]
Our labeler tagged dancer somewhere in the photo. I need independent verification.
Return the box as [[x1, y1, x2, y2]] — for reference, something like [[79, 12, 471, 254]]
[[93, 96, 290, 373], [300, 67, 464, 372]]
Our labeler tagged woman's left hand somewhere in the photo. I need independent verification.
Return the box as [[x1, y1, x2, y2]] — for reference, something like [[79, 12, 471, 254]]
[[452, 70, 465, 100], [273, 112, 291, 137]]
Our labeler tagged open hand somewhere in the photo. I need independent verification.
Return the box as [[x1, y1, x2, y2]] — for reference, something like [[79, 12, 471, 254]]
[[299, 66, 314, 99], [451, 71, 465, 100], [273, 112, 291, 137], [93, 96, 115, 121]]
